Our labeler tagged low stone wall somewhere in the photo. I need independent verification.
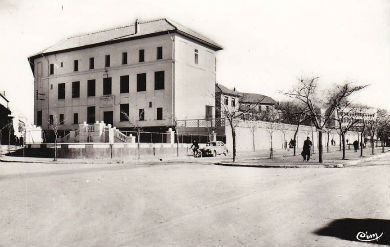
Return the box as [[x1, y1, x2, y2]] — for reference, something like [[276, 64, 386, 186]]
[[25, 143, 194, 160]]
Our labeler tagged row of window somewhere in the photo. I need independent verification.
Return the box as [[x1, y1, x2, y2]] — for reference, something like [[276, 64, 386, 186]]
[[224, 96, 236, 107], [37, 106, 164, 126], [49, 47, 163, 75], [56, 71, 165, 99]]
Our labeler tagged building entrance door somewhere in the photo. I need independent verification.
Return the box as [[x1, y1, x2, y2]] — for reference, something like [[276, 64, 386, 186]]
[[103, 111, 113, 126]]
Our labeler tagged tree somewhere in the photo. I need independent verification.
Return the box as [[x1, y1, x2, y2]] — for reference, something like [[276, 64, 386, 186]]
[[121, 111, 143, 159], [48, 115, 61, 161], [376, 109, 390, 153], [333, 101, 361, 159], [285, 77, 367, 163], [277, 101, 310, 156], [223, 96, 267, 162], [263, 109, 280, 159]]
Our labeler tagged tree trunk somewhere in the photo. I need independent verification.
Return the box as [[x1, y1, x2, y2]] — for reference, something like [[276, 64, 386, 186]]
[[318, 130, 323, 163], [54, 135, 57, 161], [232, 127, 236, 163], [270, 133, 273, 159], [293, 124, 300, 156], [326, 131, 330, 153], [342, 132, 346, 160], [360, 132, 363, 157], [382, 140, 385, 153], [137, 130, 140, 160]]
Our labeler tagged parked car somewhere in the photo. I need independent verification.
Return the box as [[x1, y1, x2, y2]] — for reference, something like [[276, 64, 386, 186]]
[[201, 141, 228, 157]]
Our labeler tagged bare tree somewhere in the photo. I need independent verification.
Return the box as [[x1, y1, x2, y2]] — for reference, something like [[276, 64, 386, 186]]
[[285, 77, 367, 163], [333, 101, 361, 159], [263, 109, 280, 159], [376, 109, 390, 153], [121, 111, 143, 159], [277, 101, 310, 156], [222, 96, 267, 162], [48, 115, 61, 161]]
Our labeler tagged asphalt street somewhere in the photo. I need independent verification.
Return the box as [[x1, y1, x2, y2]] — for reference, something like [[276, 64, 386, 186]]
[[0, 152, 389, 246]]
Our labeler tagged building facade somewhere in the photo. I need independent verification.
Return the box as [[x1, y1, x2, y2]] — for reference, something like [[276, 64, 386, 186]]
[[0, 91, 14, 145], [28, 19, 222, 133], [215, 83, 277, 120]]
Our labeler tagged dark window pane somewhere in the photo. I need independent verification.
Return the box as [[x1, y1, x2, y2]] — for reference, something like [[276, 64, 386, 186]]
[[58, 83, 65, 99], [157, 107, 163, 120], [87, 106, 95, 124], [103, 111, 113, 126], [120, 75, 129, 93], [157, 47, 162, 60], [137, 73, 146, 92], [37, 111, 42, 126], [72, 81, 80, 98], [103, 77, 112, 95], [120, 104, 129, 122], [194, 49, 198, 64], [139, 49, 144, 62], [122, 52, 127, 64], [154, 71, 164, 90], [139, 109, 145, 121], [50, 64, 54, 75], [73, 113, 78, 124], [49, 115, 53, 125], [87, 80, 95, 97], [89, 57, 94, 69], [105, 55, 110, 67], [60, 114, 64, 125], [74, 60, 78, 71]]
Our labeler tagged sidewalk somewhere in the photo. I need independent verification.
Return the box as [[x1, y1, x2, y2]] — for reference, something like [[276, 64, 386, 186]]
[[214, 147, 390, 168]]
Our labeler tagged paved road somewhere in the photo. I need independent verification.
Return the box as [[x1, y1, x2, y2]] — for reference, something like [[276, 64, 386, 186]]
[[0, 153, 389, 246]]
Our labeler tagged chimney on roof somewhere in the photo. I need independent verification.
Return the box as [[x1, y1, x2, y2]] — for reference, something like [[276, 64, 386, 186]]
[[134, 19, 139, 34], [233, 87, 236, 91]]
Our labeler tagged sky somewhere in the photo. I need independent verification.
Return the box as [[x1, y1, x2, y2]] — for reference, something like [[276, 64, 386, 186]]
[[0, 0, 389, 122]]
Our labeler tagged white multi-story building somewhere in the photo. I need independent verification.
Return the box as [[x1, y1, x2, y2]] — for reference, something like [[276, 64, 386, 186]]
[[28, 18, 222, 133]]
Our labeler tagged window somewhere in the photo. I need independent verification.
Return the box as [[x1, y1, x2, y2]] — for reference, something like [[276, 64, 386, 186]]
[[59, 114, 64, 125], [120, 104, 129, 122], [120, 75, 129, 93], [87, 79, 95, 97], [49, 64, 54, 75], [157, 47, 163, 60], [58, 83, 65, 99], [231, 98, 236, 107], [157, 107, 163, 120], [49, 115, 53, 125], [139, 49, 144, 62], [154, 71, 164, 90], [139, 109, 145, 121], [74, 60, 78, 71], [73, 113, 78, 124], [137, 73, 146, 92], [50, 84, 53, 90], [205, 105, 213, 120], [37, 111, 42, 126], [72, 81, 80, 98], [105, 55, 110, 67], [103, 77, 112, 95], [60, 62, 63, 67], [89, 57, 94, 69], [224, 96, 229, 105], [266, 106, 270, 111], [149, 102, 152, 108], [122, 52, 127, 64], [87, 106, 95, 124], [194, 49, 198, 64]]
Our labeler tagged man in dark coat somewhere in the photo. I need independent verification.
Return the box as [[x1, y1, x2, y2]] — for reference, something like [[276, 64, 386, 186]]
[[353, 140, 359, 152], [301, 137, 313, 161]]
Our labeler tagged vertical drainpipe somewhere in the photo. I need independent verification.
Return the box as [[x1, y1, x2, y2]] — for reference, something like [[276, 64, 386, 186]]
[[170, 32, 175, 127]]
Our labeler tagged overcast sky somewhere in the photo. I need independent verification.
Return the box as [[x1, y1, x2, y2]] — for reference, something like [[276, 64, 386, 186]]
[[0, 0, 389, 122]]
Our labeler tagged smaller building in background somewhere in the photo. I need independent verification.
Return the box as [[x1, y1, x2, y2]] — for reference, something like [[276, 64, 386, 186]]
[[215, 83, 277, 121]]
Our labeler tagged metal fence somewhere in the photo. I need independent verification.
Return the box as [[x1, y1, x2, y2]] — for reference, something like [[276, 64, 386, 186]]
[[176, 118, 225, 128]]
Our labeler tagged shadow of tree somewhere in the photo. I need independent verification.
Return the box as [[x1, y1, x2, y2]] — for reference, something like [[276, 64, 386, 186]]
[[314, 218, 390, 245]]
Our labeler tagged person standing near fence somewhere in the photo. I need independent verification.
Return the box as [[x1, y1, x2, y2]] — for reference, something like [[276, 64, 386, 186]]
[[301, 137, 313, 161]]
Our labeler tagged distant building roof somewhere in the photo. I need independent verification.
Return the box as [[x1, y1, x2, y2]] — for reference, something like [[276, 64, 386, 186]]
[[240, 92, 276, 105], [29, 18, 222, 60], [216, 83, 240, 97]]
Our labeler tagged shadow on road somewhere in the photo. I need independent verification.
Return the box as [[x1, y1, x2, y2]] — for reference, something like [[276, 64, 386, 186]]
[[314, 218, 390, 245]]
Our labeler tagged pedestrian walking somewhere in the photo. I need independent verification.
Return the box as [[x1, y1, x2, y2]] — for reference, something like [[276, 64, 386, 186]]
[[301, 137, 313, 161], [353, 140, 359, 152]]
